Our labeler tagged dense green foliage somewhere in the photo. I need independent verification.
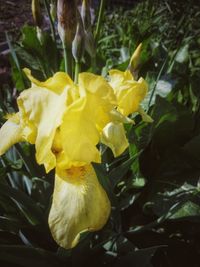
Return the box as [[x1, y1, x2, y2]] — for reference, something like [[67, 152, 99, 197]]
[[0, 0, 200, 266]]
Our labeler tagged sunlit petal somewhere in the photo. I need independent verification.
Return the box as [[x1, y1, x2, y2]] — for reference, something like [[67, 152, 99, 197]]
[[101, 122, 129, 157], [17, 86, 68, 172], [48, 164, 111, 249], [59, 96, 101, 169], [23, 68, 76, 96], [109, 69, 148, 116], [0, 113, 23, 155]]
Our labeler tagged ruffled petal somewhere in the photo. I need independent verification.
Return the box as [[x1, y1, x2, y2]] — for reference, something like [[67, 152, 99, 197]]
[[23, 68, 75, 95], [59, 96, 101, 169], [109, 69, 148, 116], [78, 72, 116, 105], [109, 69, 134, 86], [0, 113, 23, 155], [48, 164, 111, 249], [101, 122, 129, 157], [17, 87, 68, 172]]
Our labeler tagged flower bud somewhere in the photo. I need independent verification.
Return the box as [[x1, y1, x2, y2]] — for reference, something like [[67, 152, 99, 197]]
[[84, 31, 96, 58], [57, 0, 77, 47], [129, 43, 142, 78], [32, 0, 43, 28], [81, 0, 91, 30], [50, 0, 57, 22], [72, 11, 85, 63]]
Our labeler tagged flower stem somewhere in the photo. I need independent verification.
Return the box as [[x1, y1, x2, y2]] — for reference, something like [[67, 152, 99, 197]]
[[94, 0, 106, 44], [74, 61, 80, 84], [91, 56, 97, 73], [63, 43, 72, 77]]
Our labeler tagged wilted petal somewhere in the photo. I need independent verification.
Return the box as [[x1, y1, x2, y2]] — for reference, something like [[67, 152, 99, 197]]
[[48, 164, 111, 249], [17, 87, 68, 172], [0, 113, 23, 155], [101, 122, 129, 157]]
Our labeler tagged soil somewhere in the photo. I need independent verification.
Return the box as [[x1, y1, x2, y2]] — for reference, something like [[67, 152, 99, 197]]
[[0, 0, 33, 43]]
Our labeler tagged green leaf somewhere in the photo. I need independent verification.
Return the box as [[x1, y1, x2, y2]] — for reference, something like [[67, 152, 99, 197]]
[[0, 183, 44, 225], [0, 245, 64, 267], [169, 201, 200, 220], [115, 246, 165, 267]]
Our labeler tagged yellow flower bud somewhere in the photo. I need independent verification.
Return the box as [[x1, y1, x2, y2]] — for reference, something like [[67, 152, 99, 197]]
[[57, 0, 77, 47], [129, 43, 142, 78], [32, 0, 43, 28]]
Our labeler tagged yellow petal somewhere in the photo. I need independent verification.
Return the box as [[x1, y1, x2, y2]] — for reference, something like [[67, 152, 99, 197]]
[[0, 113, 23, 155], [48, 164, 111, 249], [23, 68, 75, 95], [109, 69, 148, 116], [78, 72, 117, 131], [101, 122, 129, 157], [59, 96, 101, 169], [109, 109, 134, 124], [17, 86, 68, 172], [78, 72, 116, 106], [109, 69, 133, 87]]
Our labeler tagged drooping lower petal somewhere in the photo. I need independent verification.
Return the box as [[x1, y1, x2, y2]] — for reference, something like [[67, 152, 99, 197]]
[[48, 164, 111, 249], [0, 113, 23, 155]]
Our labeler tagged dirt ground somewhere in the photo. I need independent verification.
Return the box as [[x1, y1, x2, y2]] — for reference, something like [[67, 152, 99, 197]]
[[0, 0, 33, 43]]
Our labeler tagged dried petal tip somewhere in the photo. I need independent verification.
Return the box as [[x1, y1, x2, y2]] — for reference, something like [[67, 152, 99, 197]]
[[57, 0, 77, 47]]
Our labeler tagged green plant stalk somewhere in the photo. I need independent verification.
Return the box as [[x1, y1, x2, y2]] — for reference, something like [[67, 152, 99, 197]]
[[44, 0, 56, 42], [91, 56, 97, 73], [94, 0, 106, 44], [148, 56, 168, 108], [74, 61, 80, 84], [63, 43, 72, 77]]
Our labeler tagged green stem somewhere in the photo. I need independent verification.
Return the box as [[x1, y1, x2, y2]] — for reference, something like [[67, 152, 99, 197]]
[[91, 56, 97, 73], [44, 0, 56, 42], [94, 0, 106, 44], [63, 43, 72, 77], [74, 61, 80, 84]]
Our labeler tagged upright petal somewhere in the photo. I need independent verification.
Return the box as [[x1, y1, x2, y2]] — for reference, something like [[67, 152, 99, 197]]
[[48, 164, 111, 249], [109, 69, 148, 116], [59, 96, 101, 169], [0, 113, 23, 155], [79, 72, 116, 105], [78, 72, 116, 131]]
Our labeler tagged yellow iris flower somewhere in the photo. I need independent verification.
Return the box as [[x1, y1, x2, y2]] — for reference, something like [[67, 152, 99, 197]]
[[0, 66, 148, 249]]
